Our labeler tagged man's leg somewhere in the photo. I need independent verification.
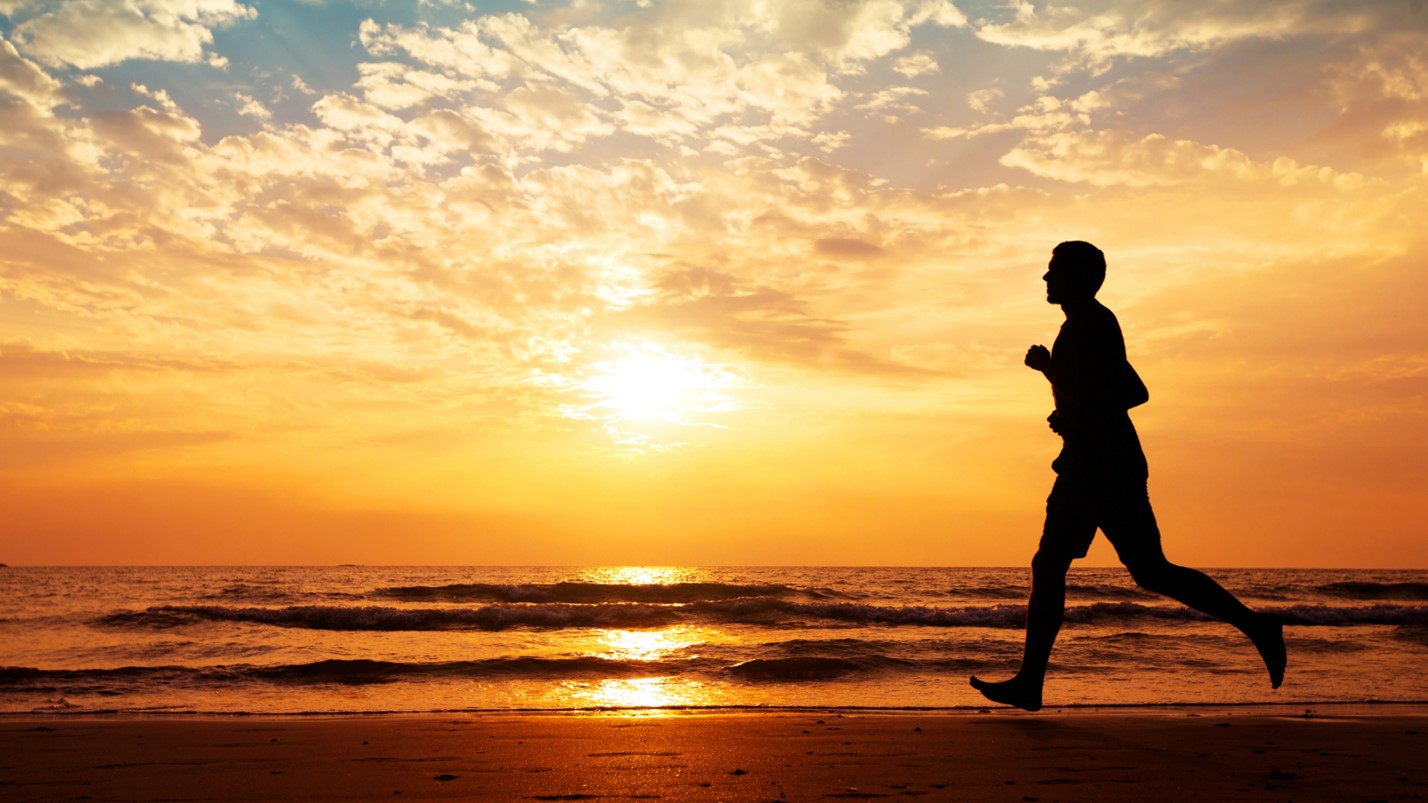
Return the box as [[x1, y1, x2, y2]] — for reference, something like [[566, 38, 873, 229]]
[[971, 480, 1089, 711], [1104, 486, 1287, 688], [970, 548, 1076, 711]]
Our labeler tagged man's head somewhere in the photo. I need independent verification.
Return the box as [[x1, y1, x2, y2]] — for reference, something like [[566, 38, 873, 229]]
[[1044, 240, 1105, 305]]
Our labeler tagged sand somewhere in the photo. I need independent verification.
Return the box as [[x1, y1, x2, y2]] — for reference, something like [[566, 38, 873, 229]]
[[2, 709, 1425, 801]]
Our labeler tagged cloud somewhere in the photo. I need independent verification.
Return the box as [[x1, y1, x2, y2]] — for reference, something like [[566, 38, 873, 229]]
[[0, 45, 87, 220], [966, 87, 1003, 114], [971, 0, 1394, 74], [1000, 128, 1367, 188], [233, 91, 269, 121], [355, 62, 478, 111], [2, 0, 1424, 474], [891, 50, 940, 78], [0, 339, 237, 378], [888, 341, 1017, 378], [3, 0, 1428, 566], [408, 109, 496, 155], [857, 85, 929, 118], [924, 94, 1083, 140], [0, 38, 63, 109], [473, 84, 616, 154], [355, 0, 965, 157], [9, 0, 256, 69], [1319, 31, 1428, 171], [812, 129, 851, 152], [611, 266, 926, 377]]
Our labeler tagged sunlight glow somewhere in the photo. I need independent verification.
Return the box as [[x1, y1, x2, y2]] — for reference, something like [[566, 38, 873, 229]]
[[539, 342, 745, 452], [582, 342, 741, 424]]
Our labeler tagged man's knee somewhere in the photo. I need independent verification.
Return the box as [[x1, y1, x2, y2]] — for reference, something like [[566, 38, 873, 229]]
[[1125, 556, 1173, 591], [1031, 548, 1073, 577]]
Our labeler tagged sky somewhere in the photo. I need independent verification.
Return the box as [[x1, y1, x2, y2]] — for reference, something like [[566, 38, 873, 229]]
[[1, 0, 1426, 567]]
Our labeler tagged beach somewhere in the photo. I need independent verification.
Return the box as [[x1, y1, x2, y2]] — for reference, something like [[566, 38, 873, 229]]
[[4, 709, 1425, 801], [5, 567, 1426, 799]]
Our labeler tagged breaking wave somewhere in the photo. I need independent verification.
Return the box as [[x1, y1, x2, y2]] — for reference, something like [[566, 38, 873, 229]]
[[0, 653, 955, 690], [95, 601, 1428, 632], [0, 657, 706, 690], [98, 604, 685, 631], [1315, 581, 1428, 601], [726, 656, 913, 681], [371, 581, 846, 603]]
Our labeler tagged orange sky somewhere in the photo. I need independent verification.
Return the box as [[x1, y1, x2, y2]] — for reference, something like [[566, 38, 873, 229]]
[[2, 1, 1426, 567]]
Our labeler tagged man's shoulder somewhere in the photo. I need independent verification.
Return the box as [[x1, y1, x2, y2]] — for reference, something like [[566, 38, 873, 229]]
[[1059, 303, 1125, 356], [1090, 300, 1119, 320], [1086, 301, 1122, 333], [1064, 301, 1121, 330]]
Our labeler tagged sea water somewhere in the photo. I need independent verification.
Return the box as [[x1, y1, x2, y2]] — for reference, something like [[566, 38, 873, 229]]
[[1, 566, 1425, 714]]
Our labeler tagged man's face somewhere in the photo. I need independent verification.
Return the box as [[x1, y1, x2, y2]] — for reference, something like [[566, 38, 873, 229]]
[[1043, 254, 1069, 305]]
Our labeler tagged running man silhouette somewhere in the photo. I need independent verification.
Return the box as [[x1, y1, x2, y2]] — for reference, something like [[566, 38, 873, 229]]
[[970, 241, 1286, 712]]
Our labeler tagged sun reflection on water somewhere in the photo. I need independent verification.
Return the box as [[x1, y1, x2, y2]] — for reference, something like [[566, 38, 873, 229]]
[[552, 624, 724, 711], [575, 566, 705, 586], [597, 627, 703, 661], [547, 568, 729, 712]]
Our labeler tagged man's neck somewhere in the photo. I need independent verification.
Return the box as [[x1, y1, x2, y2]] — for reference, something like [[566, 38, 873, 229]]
[[1059, 297, 1099, 318]]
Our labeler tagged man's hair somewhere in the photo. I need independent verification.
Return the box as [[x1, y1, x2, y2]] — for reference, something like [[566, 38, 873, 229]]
[[1053, 240, 1106, 296]]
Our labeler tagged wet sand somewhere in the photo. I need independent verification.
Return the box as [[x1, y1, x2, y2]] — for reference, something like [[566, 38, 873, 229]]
[[2, 709, 1425, 801]]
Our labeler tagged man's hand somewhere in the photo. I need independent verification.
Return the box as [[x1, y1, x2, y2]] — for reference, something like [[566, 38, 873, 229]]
[[1025, 344, 1051, 372]]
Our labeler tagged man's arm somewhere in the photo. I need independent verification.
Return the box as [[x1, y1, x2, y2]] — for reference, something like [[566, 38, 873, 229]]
[[1024, 344, 1073, 396], [1025, 345, 1065, 435]]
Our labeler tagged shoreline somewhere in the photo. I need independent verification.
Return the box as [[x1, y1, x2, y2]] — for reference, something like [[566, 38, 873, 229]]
[[6, 698, 1428, 719], [4, 710, 1425, 801]]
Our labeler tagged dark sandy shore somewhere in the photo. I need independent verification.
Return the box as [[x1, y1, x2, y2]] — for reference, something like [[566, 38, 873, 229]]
[[2, 709, 1425, 801]]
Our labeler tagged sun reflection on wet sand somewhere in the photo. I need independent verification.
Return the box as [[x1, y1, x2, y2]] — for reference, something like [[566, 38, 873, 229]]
[[557, 677, 722, 713], [555, 625, 725, 711]]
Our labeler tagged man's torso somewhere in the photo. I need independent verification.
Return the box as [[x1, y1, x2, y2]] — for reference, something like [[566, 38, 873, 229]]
[[1050, 302, 1148, 480]]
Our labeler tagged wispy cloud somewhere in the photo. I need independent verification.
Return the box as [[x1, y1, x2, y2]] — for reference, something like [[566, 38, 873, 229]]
[[7, 0, 254, 69]]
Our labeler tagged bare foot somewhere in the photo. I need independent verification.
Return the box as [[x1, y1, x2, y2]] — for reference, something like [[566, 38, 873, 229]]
[[1249, 614, 1286, 689], [969, 675, 1043, 712]]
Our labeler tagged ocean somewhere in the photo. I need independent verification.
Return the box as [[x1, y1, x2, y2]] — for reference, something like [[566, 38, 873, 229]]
[[2, 566, 1425, 715]]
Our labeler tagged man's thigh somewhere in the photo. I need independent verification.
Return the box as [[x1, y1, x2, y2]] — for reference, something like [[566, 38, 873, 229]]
[[1096, 482, 1166, 566], [1037, 476, 1099, 561]]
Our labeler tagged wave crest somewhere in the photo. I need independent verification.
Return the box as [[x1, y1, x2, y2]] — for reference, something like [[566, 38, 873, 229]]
[[98, 604, 683, 631], [373, 581, 843, 604], [1315, 581, 1428, 601], [727, 656, 911, 681], [94, 600, 1428, 633]]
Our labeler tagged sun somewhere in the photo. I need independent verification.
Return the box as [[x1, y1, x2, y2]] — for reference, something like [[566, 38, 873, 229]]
[[582, 342, 740, 424]]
